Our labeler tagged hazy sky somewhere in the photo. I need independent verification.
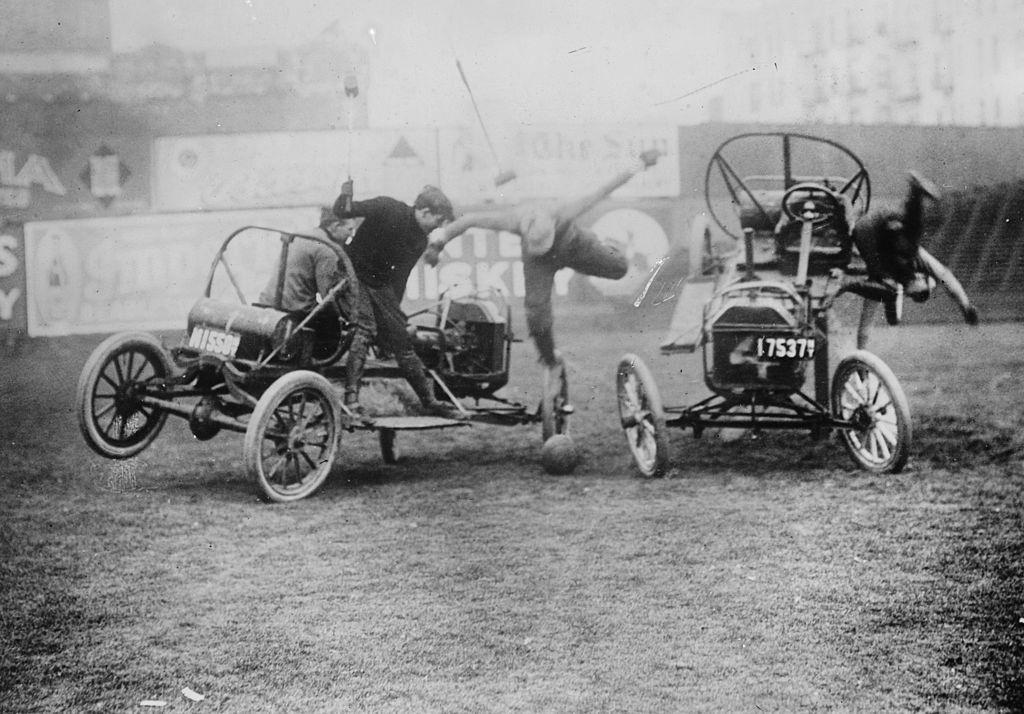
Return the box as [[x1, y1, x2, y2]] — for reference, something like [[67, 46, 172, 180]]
[[108, 0, 743, 127]]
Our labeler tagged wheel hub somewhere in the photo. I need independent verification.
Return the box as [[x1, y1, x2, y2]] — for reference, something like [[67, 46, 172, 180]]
[[286, 425, 307, 450], [850, 405, 875, 431], [113, 382, 140, 415]]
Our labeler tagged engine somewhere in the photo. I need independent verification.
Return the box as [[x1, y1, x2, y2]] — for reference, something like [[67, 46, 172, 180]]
[[703, 282, 814, 394], [411, 296, 510, 396]]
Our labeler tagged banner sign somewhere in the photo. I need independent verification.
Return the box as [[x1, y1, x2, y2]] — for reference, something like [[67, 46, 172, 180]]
[[23, 199, 675, 336], [153, 129, 438, 212], [438, 124, 680, 205], [0, 138, 150, 220], [24, 208, 315, 337], [404, 201, 675, 307], [0, 221, 27, 336]]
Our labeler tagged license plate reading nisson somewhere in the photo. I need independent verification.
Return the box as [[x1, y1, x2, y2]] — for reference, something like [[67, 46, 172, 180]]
[[189, 326, 241, 357]]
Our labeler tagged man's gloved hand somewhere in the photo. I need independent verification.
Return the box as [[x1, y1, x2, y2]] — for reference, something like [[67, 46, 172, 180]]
[[423, 242, 443, 267], [339, 179, 354, 212]]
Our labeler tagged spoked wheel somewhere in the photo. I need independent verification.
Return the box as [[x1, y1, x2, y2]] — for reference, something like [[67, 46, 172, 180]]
[[831, 349, 911, 474], [540, 360, 572, 441], [244, 371, 341, 503], [379, 429, 399, 464], [616, 353, 669, 477], [76, 331, 173, 459]]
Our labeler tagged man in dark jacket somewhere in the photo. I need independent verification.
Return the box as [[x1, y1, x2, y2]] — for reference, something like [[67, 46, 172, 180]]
[[332, 183, 462, 419]]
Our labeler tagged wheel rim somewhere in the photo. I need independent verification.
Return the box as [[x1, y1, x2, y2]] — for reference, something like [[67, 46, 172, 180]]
[[90, 347, 165, 449], [257, 388, 336, 497], [836, 366, 900, 467], [618, 367, 659, 474]]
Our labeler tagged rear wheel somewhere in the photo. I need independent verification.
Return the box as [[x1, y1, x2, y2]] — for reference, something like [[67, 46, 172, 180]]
[[831, 349, 911, 473], [76, 332, 172, 459], [540, 360, 571, 441], [616, 353, 669, 477], [244, 371, 340, 503]]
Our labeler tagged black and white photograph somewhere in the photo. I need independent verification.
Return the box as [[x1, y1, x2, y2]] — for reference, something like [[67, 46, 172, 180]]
[[1, 0, 1022, 710]]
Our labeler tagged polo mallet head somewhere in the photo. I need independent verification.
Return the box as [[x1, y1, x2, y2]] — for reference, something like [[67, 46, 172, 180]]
[[494, 169, 517, 187]]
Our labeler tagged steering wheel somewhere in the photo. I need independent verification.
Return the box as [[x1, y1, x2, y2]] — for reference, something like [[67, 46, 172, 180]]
[[781, 182, 845, 228]]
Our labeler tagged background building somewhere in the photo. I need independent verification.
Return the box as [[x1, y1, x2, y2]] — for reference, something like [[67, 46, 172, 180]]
[[707, 0, 1024, 127]]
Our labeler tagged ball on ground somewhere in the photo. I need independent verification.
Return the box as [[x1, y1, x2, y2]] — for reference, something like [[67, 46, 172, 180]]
[[541, 434, 580, 475]]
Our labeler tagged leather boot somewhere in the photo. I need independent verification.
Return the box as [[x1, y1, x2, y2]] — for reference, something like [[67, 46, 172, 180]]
[[344, 330, 372, 412], [395, 350, 465, 420]]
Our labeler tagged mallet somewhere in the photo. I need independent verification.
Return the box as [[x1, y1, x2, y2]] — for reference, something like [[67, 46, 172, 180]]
[[342, 73, 359, 212], [455, 59, 516, 187]]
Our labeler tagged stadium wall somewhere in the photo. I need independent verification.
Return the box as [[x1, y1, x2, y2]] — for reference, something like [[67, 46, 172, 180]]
[[1, 116, 1022, 343]]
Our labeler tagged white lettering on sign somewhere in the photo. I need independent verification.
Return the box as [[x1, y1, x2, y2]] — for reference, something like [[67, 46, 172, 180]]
[[498, 232, 520, 258], [516, 130, 670, 164], [475, 261, 510, 293], [1, 187, 29, 208], [82, 239, 207, 302], [405, 260, 573, 302], [0, 150, 66, 195], [0, 288, 21, 320], [0, 234, 19, 277], [200, 164, 337, 209]]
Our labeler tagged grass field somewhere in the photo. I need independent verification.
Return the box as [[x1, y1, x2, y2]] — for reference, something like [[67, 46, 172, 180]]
[[2, 299, 1023, 712]]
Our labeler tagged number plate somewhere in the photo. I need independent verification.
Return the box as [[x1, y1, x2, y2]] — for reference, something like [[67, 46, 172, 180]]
[[755, 335, 816, 360], [188, 326, 241, 357]]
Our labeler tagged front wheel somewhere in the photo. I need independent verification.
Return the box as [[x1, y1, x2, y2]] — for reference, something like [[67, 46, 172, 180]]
[[76, 331, 173, 459], [831, 349, 911, 473], [540, 360, 571, 441], [616, 354, 669, 477], [244, 371, 340, 503]]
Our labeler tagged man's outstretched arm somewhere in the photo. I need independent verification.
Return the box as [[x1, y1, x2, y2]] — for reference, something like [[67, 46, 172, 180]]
[[553, 149, 662, 225], [423, 210, 520, 266]]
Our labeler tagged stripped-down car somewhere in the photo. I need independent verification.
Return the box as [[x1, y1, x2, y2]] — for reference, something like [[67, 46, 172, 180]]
[[618, 133, 919, 477], [77, 225, 571, 503]]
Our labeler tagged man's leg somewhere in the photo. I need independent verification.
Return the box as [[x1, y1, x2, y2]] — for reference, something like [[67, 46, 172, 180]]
[[367, 286, 464, 419], [344, 291, 377, 411], [559, 225, 629, 280], [522, 257, 560, 367]]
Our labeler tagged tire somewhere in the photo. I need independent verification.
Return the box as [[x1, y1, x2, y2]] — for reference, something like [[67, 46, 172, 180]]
[[244, 370, 341, 503], [76, 331, 173, 459], [540, 360, 571, 441], [616, 353, 670, 477], [831, 349, 911, 474], [379, 429, 399, 464]]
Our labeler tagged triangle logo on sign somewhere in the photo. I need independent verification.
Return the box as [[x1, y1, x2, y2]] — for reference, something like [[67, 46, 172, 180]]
[[387, 137, 421, 162]]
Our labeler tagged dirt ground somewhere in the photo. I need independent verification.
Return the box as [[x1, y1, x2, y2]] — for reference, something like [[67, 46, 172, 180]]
[[2, 299, 1023, 712]]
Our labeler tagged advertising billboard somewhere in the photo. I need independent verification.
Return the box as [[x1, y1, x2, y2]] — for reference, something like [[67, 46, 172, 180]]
[[153, 129, 438, 212], [24, 208, 316, 337]]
